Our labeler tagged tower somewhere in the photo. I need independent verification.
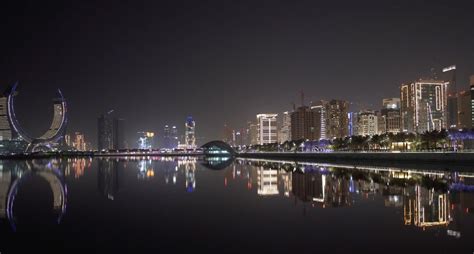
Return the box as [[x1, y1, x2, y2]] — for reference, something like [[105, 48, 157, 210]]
[[185, 116, 196, 149]]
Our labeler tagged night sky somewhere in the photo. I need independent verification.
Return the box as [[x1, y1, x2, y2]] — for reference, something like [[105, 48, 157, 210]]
[[1, 0, 473, 147]]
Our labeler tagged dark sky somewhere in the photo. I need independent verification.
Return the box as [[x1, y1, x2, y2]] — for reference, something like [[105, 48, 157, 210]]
[[1, 0, 473, 147]]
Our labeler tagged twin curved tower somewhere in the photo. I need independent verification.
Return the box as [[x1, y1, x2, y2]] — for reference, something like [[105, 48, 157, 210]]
[[2, 83, 68, 152]]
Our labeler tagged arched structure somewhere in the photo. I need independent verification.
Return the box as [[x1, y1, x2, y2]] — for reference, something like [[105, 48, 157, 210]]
[[201, 140, 236, 156], [4, 82, 67, 152]]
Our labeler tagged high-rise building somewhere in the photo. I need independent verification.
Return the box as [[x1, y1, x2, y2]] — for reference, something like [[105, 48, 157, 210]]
[[442, 65, 457, 129], [311, 104, 326, 140], [325, 100, 349, 139], [278, 111, 291, 143], [0, 96, 12, 141], [348, 112, 358, 136], [400, 80, 448, 133], [163, 125, 179, 149], [256, 114, 278, 145], [98, 112, 125, 151], [470, 75, 474, 128], [64, 134, 71, 147], [185, 116, 196, 149], [163, 125, 171, 148], [248, 121, 258, 145], [137, 131, 154, 149], [376, 111, 386, 134], [457, 89, 472, 129], [113, 118, 125, 149], [291, 106, 318, 141], [98, 113, 114, 151], [74, 132, 86, 151], [381, 98, 401, 134], [357, 110, 378, 136]]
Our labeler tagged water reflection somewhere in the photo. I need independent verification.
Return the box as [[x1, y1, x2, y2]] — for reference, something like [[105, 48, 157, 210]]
[[0, 156, 473, 251], [0, 159, 67, 231]]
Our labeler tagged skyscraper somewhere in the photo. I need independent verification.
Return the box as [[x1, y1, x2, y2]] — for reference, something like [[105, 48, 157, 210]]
[[442, 65, 457, 129], [400, 80, 448, 133], [256, 114, 278, 145], [98, 113, 114, 150], [311, 104, 326, 140], [171, 126, 178, 148], [470, 75, 474, 128], [457, 90, 472, 129], [348, 112, 358, 136], [163, 125, 179, 149], [278, 111, 291, 143], [357, 110, 378, 136], [113, 118, 125, 149], [185, 116, 196, 149], [98, 112, 125, 150], [0, 95, 12, 141], [290, 106, 319, 141], [65, 134, 71, 147], [74, 132, 86, 151], [325, 100, 349, 139], [381, 98, 401, 134]]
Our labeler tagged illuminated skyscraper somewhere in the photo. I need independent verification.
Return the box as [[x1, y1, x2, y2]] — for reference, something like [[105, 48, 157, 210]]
[[73, 132, 86, 151], [256, 114, 278, 145], [471, 75, 474, 128], [0, 96, 12, 141], [400, 80, 448, 133], [185, 116, 196, 149], [357, 110, 378, 136], [311, 104, 326, 140], [442, 65, 457, 128], [325, 100, 349, 139], [163, 125, 179, 149], [348, 112, 358, 136], [163, 125, 171, 149], [65, 134, 71, 147], [278, 111, 291, 143], [381, 98, 401, 134]]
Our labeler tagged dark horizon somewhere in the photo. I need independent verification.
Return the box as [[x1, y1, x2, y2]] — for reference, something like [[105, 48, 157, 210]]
[[1, 0, 473, 147]]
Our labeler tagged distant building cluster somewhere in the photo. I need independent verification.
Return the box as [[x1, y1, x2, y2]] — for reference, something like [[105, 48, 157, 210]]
[[224, 67, 474, 147], [94, 113, 197, 151]]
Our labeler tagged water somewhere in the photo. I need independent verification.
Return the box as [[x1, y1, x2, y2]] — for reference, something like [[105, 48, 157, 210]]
[[0, 157, 473, 253]]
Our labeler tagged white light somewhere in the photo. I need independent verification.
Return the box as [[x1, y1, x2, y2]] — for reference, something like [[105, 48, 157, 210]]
[[442, 65, 456, 72]]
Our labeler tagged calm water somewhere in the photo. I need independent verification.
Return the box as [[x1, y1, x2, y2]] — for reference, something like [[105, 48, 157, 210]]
[[0, 157, 473, 253]]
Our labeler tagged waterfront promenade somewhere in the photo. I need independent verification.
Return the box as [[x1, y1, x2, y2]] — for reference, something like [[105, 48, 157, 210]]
[[237, 151, 474, 165]]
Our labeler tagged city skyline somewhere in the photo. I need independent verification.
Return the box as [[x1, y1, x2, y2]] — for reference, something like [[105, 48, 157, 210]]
[[1, 1, 473, 145]]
